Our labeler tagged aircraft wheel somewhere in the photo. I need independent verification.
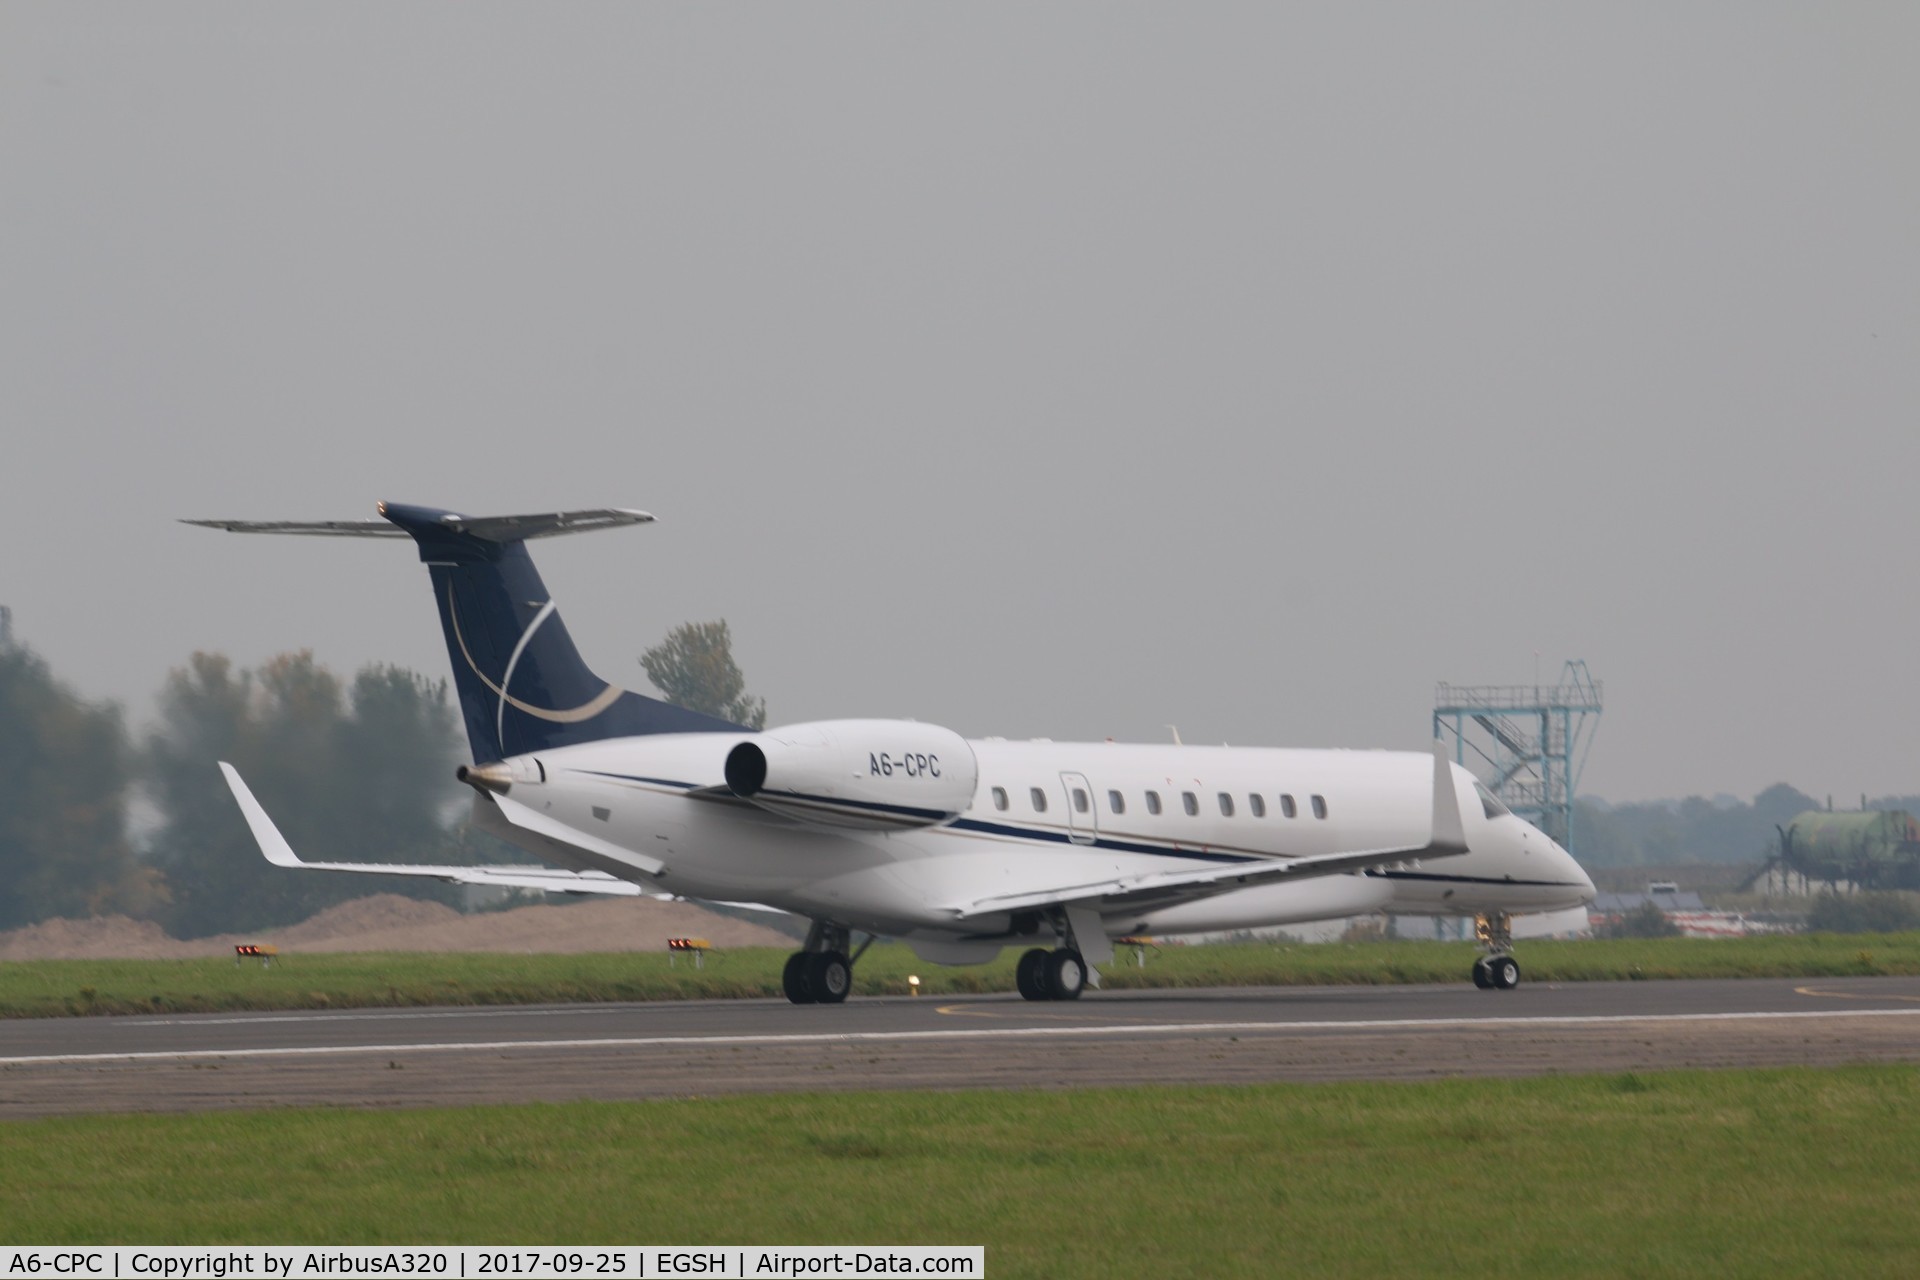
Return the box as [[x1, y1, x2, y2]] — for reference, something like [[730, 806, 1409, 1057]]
[[1471, 956, 1493, 990], [1046, 948, 1086, 1001], [1489, 955, 1521, 991], [1015, 948, 1051, 1001], [807, 950, 853, 1004], [782, 952, 816, 1004]]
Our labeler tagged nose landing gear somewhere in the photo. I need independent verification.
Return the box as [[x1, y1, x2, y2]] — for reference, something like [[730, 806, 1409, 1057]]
[[1470, 912, 1521, 991], [1471, 952, 1521, 990]]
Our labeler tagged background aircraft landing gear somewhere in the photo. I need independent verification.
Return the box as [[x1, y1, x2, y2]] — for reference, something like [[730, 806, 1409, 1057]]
[[782, 921, 863, 1005], [1471, 913, 1520, 991]]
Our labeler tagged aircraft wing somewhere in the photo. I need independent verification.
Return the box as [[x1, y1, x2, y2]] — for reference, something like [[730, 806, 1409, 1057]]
[[218, 762, 652, 896], [944, 742, 1470, 919]]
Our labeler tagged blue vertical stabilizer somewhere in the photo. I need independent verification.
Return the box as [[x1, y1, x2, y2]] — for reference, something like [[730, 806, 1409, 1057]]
[[376, 503, 743, 760]]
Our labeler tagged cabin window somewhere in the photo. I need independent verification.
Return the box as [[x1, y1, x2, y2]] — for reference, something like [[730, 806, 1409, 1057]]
[[1072, 787, 1090, 814], [1182, 791, 1199, 816], [1145, 790, 1163, 815], [1475, 782, 1509, 819], [1311, 794, 1328, 819], [1108, 790, 1126, 815], [1030, 787, 1048, 813], [1217, 792, 1234, 817], [991, 786, 1008, 812], [1279, 793, 1297, 818], [1249, 794, 1266, 818]]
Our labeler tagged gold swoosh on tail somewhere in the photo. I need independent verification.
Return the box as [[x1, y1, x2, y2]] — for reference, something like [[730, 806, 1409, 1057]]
[[446, 586, 627, 724]]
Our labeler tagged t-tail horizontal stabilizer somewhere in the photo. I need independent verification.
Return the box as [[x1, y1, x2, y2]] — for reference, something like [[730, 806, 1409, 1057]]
[[216, 762, 653, 896], [188, 502, 745, 761], [183, 507, 655, 541]]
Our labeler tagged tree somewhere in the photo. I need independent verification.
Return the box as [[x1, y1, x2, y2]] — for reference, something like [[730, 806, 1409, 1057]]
[[640, 620, 767, 729], [1572, 783, 1825, 868], [0, 635, 161, 928], [1807, 891, 1920, 935], [335, 664, 466, 867], [144, 651, 463, 937]]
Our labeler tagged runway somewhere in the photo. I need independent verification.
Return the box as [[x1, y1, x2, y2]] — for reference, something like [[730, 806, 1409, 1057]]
[[3, 977, 1918, 1117]]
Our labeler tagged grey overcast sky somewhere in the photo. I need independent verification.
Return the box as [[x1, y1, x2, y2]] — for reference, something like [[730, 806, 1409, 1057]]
[[2, 5, 1916, 804]]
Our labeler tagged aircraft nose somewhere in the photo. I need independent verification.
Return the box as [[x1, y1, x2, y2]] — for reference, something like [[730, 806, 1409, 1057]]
[[1559, 839, 1597, 904], [1523, 819, 1594, 906]]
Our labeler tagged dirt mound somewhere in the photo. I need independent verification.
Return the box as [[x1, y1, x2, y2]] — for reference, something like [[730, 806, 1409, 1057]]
[[270, 894, 466, 946], [262, 895, 795, 954], [0, 915, 203, 961], [0, 895, 795, 960]]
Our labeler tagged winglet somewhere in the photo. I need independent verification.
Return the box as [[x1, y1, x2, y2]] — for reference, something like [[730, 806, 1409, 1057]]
[[217, 762, 305, 868], [1430, 742, 1468, 856]]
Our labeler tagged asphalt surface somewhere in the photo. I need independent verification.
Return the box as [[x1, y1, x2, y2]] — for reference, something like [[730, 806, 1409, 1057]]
[[3, 976, 1918, 1117]]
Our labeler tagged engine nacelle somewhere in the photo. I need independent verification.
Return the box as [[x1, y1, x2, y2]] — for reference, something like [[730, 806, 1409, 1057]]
[[723, 719, 978, 832]]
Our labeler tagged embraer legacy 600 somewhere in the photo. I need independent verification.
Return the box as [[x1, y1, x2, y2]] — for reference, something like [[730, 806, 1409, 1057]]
[[192, 504, 1594, 1003]]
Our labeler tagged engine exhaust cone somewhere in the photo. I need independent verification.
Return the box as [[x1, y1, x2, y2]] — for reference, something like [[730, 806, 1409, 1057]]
[[457, 762, 513, 795]]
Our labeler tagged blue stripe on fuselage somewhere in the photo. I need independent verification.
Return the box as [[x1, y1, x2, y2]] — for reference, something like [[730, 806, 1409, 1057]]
[[946, 817, 1255, 863]]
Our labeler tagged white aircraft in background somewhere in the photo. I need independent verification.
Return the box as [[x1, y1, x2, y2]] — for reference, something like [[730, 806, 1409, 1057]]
[[191, 504, 1595, 1004]]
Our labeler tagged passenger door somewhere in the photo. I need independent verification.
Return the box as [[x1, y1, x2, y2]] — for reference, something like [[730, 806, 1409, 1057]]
[[1060, 771, 1097, 845]]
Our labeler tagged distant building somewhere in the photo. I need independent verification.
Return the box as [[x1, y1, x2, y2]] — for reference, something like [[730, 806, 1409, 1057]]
[[1592, 886, 1706, 916], [1588, 883, 1769, 938]]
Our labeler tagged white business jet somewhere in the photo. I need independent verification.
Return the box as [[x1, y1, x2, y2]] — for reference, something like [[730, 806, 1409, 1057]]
[[191, 504, 1594, 1004]]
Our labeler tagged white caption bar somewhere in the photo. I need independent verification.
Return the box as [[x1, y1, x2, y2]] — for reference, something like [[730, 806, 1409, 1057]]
[[0, 1249, 983, 1279]]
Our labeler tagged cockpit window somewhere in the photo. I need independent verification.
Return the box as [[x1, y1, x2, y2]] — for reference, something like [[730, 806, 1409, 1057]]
[[1475, 782, 1509, 820]]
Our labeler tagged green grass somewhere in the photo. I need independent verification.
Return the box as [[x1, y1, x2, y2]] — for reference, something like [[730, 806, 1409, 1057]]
[[6, 932, 1920, 1019], [3, 1068, 1918, 1276], [1099, 931, 1920, 987]]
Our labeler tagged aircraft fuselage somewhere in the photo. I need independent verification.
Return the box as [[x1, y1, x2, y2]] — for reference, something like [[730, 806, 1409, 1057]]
[[480, 734, 1592, 950]]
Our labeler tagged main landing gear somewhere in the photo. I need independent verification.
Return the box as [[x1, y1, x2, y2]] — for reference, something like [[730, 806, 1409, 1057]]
[[1470, 912, 1521, 991], [781, 921, 874, 1005], [1015, 946, 1087, 1001], [1015, 907, 1107, 1001]]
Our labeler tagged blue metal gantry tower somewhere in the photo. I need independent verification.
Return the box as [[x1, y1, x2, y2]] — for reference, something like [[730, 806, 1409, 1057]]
[[1433, 660, 1603, 853]]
